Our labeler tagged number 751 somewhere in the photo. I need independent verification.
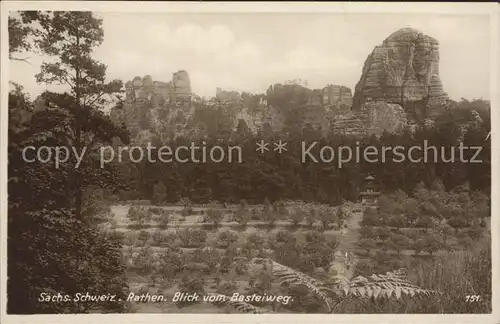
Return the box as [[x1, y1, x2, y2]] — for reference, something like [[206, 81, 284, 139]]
[[466, 295, 480, 302]]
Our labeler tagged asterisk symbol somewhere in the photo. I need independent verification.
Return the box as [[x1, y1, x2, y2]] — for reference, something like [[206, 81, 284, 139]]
[[256, 140, 269, 154], [273, 140, 288, 154]]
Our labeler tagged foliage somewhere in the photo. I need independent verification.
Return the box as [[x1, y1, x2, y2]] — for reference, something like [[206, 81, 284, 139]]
[[175, 227, 207, 248], [233, 200, 251, 226], [8, 12, 129, 314], [334, 268, 439, 300], [245, 232, 266, 250], [158, 209, 172, 229], [151, 182, 167, 205], [289, 209, 304, 226], [243, 258, 439, 313], [216, 230, 239, 248], [302, 231, 337, 271], [318, 205, 337, 229], [358, 238, 377, 254], [216, 281, 238, 296], [262, 198, 278, 225], [176, 272, 205, 308], [157, 247, 184, 282], [205, 202, 224, 227]]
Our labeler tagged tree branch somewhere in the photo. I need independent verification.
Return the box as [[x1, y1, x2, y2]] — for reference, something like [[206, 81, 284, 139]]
[[85, 92, 105, 109], [9, 55, 33, 66]]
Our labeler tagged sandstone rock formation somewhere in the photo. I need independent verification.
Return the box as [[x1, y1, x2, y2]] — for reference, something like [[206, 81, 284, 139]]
[[111, 71, 194, 141], [322, 85, 353, 108], [352, 27, 448, 117], [172, 70, 191, 98], [216, 88, 241, 102], [124, 71, 191, 104], [110, 27, 454, 143], [332, 101, 407, 137]]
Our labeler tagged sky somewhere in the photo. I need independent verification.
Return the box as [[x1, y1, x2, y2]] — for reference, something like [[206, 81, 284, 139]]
[[9, 12, 491, 100]]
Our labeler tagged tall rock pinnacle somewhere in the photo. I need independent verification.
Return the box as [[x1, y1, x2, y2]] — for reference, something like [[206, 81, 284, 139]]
[[352, 27, 448, 114]]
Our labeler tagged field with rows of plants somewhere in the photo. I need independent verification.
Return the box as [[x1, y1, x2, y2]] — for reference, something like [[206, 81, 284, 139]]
[[95, 181, 491, 313]]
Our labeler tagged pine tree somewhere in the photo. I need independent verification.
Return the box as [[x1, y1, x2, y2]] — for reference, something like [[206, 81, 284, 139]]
[[33, 11, 126, 219], [8, 11, 129, 314]]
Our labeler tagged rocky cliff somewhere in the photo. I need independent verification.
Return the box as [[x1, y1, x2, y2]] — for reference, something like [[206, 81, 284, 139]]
[[352, 27, 448, 117], [332, 101, 407, 137], [110, 72, 194, 142], [109, 28, 452, 143]]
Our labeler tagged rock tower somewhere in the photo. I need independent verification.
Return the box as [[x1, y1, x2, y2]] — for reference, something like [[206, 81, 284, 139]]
[[352, 27, 448, 116]]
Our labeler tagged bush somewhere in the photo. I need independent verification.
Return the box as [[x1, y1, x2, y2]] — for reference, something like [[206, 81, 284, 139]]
[[234, 259, 248, 275], [304, 230, 325, 244], [177, 272, 205, 308], [158, 248, 184, 279], [246, 232, 265, 250], [413, 238, 426, 255], [148, 206, 162, 215], [127, 206, 152, 226], [176, 228, 207, 248], [357, 238, 377, 254], [268, 229, 296, 250], [388, 233, 411, 255], [318, 206, 336, 229], [361, 208, 379, 226], [263, 204, 278, 226], [206, 206, 224, 227], [305, 207, 317, 228], [195, 247, 221, 270], [151, 182, 167, 205], [132, 245, 154, 275], [137, 230, 150, 242], [289, 210, 303, 227], [273, 242, 303, 271], [302, 231, 337, 271], [233, 201, 251, 227], [158, 210, 172, 228], [457, 233, 474, 250], [105, 230, 125, 242], [421, 233, 442, 256], [216, 230, 239, 248], [217, 280, 237, 296], [352, 258, 375, 277], [151, 230, 177, 247], [273, 201, 289, 219], [250, 208, 260, 221], [178, 197, 192, 208]]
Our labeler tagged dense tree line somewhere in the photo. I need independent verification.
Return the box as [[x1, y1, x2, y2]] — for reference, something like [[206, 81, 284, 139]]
[[116, 95, 490, 205]]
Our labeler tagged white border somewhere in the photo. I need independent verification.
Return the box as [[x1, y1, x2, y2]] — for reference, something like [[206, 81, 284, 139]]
[[1, 2, 498, 324]]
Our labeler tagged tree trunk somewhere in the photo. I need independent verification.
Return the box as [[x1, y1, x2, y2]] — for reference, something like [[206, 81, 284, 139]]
[[74, 28, 82, 220]]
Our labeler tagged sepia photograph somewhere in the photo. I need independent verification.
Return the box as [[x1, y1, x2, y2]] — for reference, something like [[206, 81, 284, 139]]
[[1, 1, 498, 322]]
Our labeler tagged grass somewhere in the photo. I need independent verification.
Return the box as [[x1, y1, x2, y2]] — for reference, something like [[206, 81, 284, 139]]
[[343, 235, 491, 313], [409, 235, 492, 313]]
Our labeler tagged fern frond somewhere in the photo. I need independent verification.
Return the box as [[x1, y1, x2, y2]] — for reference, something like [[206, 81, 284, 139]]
[[251, 258, 335, 312], [204, 293, 266, 313], [334, 268, 440, 300]]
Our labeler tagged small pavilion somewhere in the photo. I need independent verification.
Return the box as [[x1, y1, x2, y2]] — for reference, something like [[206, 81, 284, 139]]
[[359, 175, 380, 205]]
